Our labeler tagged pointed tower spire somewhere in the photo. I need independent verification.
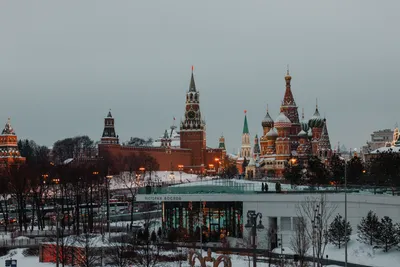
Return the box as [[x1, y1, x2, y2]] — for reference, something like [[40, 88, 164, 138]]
[[283, 65, 295, 106], [189, 65, 196, 92], [318, 118, 332, 155], [243, 110, 249, 134], [101, 110, 119, 144]]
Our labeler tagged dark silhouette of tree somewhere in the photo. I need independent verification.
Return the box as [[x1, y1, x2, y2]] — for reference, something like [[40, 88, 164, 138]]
[[221, 155, 239, 178], [368, 150, 400, 186], [52, 136, 95, 164], [346, 156, 365, 185], [328, 214, 352, 249], [283, 161, 303, 185], [357, 210, 380, 246], [306, 156, 330, 185], [376, 216, 398, 252], [329, 154, 344, 185]]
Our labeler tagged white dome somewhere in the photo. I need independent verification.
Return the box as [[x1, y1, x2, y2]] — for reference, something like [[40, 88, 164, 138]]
[[266, 128, 278, 138], [274, 112, 292, 128]]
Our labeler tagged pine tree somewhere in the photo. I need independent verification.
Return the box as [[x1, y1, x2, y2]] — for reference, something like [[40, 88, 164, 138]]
[[357, 210, 380, 246], [376, 216, 398, 252], [328, 214, 352, 249]]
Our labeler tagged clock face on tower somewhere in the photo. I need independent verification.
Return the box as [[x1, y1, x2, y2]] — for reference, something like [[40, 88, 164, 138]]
[[188, 111, 195, 119]]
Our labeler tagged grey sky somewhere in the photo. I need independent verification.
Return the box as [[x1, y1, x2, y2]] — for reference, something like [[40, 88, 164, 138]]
[[1, 0, 399, 153]]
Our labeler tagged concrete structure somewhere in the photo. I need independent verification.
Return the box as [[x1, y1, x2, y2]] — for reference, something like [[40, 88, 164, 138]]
[[137, 182, 400, 250], [361, 128, 394, 157], [363, 127, 400, 162], [98, 68, 225, 173]]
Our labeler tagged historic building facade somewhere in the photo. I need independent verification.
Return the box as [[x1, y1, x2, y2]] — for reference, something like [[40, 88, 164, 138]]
[[238, 70, 332, 178], [0, 118, 26, 166], [98, 69, 225, 174]]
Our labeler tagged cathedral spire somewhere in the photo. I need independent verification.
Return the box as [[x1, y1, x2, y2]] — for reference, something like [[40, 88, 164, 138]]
[[243, 110, 249, 134], [189, 65, 196, 92], [283, 66, 295, 106]]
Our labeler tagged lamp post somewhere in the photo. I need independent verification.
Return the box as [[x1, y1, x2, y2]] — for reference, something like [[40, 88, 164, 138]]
[[245, 210, 264, 267], [106, 175, 113, 238], [178, 165, 184, 182], [52, 178, 60, 267], [139, 167, 145, 185], [311, 205, 321, 267], [214, 158, 220, 176]]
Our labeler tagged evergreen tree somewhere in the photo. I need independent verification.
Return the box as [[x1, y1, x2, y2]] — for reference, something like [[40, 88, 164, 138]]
[[357, 211, 380, 246], [347, 156, 365, 185], [151, 230, 157, 243], [306, 156, 330, 185], [283, 162, 303, 185], [328, 214, 352, 249], [376, 216, 398, 252], [329, 154, 345, 185]]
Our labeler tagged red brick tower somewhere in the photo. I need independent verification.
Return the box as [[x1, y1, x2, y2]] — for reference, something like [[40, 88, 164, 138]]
[[101, 110, 119, 144], [180, 67, 206, 173], [280, 68, 301, 151]]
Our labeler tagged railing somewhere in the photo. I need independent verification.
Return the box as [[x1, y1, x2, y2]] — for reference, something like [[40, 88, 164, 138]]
[[0, 238, 40, 248], [137, 178, 400, 196]]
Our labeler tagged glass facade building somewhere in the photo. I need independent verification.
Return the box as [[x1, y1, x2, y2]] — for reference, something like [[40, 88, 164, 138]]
[[163, 201, 243, 242]]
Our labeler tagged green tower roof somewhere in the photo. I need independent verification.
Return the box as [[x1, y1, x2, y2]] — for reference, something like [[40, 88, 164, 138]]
[[243, 113, 249, 134]]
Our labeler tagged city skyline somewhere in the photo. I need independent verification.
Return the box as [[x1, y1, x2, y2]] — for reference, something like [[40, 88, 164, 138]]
[[1, 0, 399, 151]]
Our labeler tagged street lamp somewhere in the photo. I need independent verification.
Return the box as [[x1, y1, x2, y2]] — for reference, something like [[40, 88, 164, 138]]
[[139, 167, 145, 185], [244, 210, 264, 267], [106, 175, 113, 237], [178, 165, 184, 183], [214, 158, 220, 176]]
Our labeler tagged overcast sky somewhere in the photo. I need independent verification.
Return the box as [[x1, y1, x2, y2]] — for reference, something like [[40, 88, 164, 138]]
[[1, 0, 399, 153]]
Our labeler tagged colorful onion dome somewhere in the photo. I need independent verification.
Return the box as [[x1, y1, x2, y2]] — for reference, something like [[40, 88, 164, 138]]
[[266, 127, 278, 139], [298, 130, 307, 138], [262, 108, 274, 128], [274, 112, 292, 128], [300, 109, 309, 132], [308, 106, 324, 128]]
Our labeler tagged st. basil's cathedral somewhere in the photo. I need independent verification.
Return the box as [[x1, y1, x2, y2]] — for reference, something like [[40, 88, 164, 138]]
[[237, 70, 332, 178]]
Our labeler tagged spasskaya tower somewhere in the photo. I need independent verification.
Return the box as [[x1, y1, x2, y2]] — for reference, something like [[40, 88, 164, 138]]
[[180, 66, 206, 172]]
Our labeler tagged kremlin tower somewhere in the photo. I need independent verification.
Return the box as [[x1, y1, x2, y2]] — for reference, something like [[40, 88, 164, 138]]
[[101, 110, 119, 144], [179, 66, 206, 172], [0, 118, 26, 166], [240, 111, 251, 159]]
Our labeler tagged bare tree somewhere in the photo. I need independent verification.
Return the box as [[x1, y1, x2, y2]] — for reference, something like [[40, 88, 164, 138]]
[[235, 232, 253, 267], [74, 233, 101, 267], [290, 217, 310, 267], [108, 233, 134, 267], [296, 195, 337, 267], [130, 206, 161, 267]]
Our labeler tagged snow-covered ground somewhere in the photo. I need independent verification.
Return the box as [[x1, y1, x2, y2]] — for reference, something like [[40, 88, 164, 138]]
[[1, 236, 399, 267]]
